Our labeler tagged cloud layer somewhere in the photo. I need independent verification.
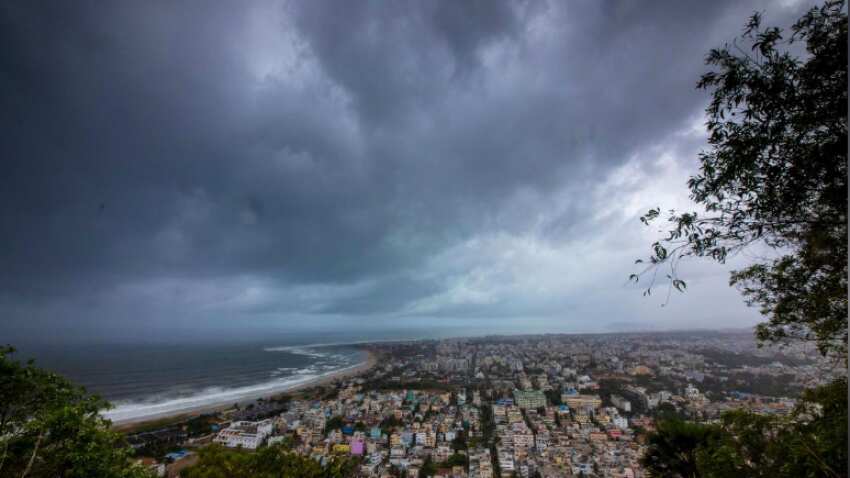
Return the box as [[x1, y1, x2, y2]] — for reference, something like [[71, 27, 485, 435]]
[[0, 1, 808, 341]]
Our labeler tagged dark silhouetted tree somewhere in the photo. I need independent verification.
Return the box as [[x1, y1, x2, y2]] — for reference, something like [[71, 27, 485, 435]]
[[0, 346, 153, 478], [641, 419, 720, 478], [182, 443, 356, 478], [633, 0, 847, 359], [636, 3, 848, 477]]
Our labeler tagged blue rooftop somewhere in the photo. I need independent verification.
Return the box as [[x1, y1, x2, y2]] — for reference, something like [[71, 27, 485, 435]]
[[165, 450, 190, 461]]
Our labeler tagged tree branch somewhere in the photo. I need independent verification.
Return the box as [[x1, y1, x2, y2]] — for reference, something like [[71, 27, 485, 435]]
[[20, 429, 43, 478]]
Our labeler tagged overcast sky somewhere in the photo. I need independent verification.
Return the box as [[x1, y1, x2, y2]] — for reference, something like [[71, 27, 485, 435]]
[[1, 1, 810, 343]]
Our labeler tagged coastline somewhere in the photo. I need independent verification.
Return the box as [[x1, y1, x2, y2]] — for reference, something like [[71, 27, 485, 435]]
[[110, 349, 378, 431]]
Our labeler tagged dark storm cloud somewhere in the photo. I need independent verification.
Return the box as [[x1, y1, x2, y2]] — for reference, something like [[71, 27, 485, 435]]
[[0, 0, 808, 336], [287, 0, 524, 122]]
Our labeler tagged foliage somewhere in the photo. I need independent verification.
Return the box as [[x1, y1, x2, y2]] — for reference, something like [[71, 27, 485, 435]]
[[636, 5, 848, 476], [544, 389, 562, 406], [694, 348, 812, 368], [633, 0, 848, 358], [361, 378, 454, 392], [490, 443, 501, 477], [186, 414, 219, 437], [380, 415, 403, 436], [420, 455, 437, 477], [644, 378, 847, 478], [324, 415, 345, 433], [641, 419, 724, 478], [596, 379, 626, 407], [134, 441, 183, 463], [181, 444, 356, 478], [0, 346, 153, 478], [451, 430, 467, 451], [697, 372, 803, 399], [444, 452, 468, 467], [653, 402, 683, 421], [726, 372, 801, 397], [480, 405, 496, 443]]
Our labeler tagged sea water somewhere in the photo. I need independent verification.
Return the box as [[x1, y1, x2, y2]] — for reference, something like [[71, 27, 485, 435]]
[[14, 339, 366, 424]]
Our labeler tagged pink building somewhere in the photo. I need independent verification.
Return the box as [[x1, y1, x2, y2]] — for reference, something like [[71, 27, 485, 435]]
[[350, 440, 364, 456]]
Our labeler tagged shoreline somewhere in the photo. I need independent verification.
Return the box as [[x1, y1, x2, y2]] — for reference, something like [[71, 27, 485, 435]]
[[110, 349, 378, 431]]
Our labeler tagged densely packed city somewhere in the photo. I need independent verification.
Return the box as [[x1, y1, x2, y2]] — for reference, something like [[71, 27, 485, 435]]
[[125, 330, 842, 477]]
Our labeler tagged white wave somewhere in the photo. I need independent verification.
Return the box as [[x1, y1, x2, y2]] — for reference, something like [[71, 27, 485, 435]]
[[263, 337, 419, 352], [271, 363, 336, 378], [102, 360, 365, 425], [263, 346, 328, 358]]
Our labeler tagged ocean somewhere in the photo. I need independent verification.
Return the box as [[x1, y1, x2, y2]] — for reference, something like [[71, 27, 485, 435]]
[[13, 339, 370, 424], [10, 324, 532, 424]]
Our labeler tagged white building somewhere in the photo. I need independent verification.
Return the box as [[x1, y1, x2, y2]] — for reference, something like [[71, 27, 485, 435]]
[[513, 431, 535, 448], [214, 419, 273, 449], [498, 450, 515, 474], [685, 383, 701, 400], [613, 416, 629, 430], [611, 394, 632, 413]]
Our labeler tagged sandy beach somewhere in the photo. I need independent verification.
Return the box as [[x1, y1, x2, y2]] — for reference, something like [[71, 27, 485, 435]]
[[110, 350, 378, 431]]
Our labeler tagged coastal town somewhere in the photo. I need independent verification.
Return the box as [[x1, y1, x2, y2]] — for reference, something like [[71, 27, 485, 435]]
[[2, 0, 845, 476], [126, 331, 841, 477]]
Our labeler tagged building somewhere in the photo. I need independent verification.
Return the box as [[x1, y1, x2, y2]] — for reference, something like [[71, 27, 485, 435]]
[[631, 365, 653, 376], [613, 416, 629, 430], [513, 389, 547, 409], [213, 420, 273, 449], [685, 383, 701, 400], [563, 393, 602, 411], [611, 394, 632, 413]]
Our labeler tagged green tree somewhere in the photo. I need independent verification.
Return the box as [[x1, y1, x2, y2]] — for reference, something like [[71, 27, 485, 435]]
[[544, 389, 560, 406], [654, 402, 680, 421], [709, 378, 847, 478], [182, 444, 356, 478], [633, 0, 847, 359], [420, 455, 437, 477], [634, 3, 848, 477], [445, 452, 468, 467], [451, 430, 467, 451], [644, 379, 847, 478], [324, 415, 344, 433], [0, 346, 153, 478], [640, 419, 721, 478]]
